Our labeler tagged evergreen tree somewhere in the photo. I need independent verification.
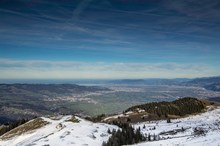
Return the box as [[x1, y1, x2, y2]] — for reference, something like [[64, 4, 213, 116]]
[[107, 128, 111, 134], [148, 134, 151, 141], [167, 118, 171, 123], [103, 122, 147, 146]]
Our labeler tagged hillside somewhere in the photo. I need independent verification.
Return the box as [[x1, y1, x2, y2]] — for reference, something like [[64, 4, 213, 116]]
[[0, 116, 118, 146], [0, 106, 220, 146], [104, 97, 207, 123], [0, 97, 220, 146], [133, 106, 220, 146], [126, 97, 205, 116]]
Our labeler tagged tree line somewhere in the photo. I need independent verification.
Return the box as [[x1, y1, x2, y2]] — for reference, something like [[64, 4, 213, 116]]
[[125, 97, 205, 117]]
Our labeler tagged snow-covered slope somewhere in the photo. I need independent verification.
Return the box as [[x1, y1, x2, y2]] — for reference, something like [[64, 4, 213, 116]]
[[133, 106, 220, 146], [0, 116, 118, 146], [0, 107, 220, 146]]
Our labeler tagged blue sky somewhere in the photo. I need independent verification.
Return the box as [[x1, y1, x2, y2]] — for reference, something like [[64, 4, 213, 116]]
[[0, 0, 220, 79]]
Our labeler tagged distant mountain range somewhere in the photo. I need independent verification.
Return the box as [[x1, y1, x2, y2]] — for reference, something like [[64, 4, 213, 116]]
[[108, 76, 220, 91], [204, 83, 220, 92], [1, 76, 220, 90], [1, 76, 220, 89], [108, 78, 190, 85], [182, 76, 220, 86], [182, 76, 220, 91], [0, 83, 109, 95]]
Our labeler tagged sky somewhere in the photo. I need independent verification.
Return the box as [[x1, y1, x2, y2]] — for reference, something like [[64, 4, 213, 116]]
[[0, 0, 220, 79]]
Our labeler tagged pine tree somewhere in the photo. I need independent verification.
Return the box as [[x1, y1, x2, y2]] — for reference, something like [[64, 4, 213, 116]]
[[107, 128, 111, 134], [148, 134, 151, 141], [181, 127, 185, 132], [104, 121, 147, 146], [167, 118, 171, 123], [153, 134, 156, 141]]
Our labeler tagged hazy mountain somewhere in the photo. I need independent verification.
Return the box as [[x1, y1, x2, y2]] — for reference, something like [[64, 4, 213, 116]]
[[108, 77, 220, 87], [0, 84, 110, 94], [205, 83, 220, 91], [108, 78, 190, 85], [184, 76, 220, 86], [181, 76, 220, 91]]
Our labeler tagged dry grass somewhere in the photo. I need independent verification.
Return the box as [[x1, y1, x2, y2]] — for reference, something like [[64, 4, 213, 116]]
[[65, 116, 80, 123], [200, 99, 220, 106], [0, 118, 49, 140]]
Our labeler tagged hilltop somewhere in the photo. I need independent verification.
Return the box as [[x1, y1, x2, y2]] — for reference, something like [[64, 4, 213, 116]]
[[103, 97, 218, 123], [0, 116, 118, 146]]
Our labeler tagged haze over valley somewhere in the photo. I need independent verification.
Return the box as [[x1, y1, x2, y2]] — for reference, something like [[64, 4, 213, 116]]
[[0, 77, 220, 123]]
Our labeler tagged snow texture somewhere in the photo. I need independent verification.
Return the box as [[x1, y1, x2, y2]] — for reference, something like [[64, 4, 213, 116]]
[[0, 106, 220, 146], [0, 116, 118, 146]]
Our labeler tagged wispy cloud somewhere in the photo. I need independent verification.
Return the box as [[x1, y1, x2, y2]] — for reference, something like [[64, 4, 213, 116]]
[[163, 0, 220, 19], [0, 59, 219, 79], [71, 0, 93, 20], [0, 0, 219, 76]]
